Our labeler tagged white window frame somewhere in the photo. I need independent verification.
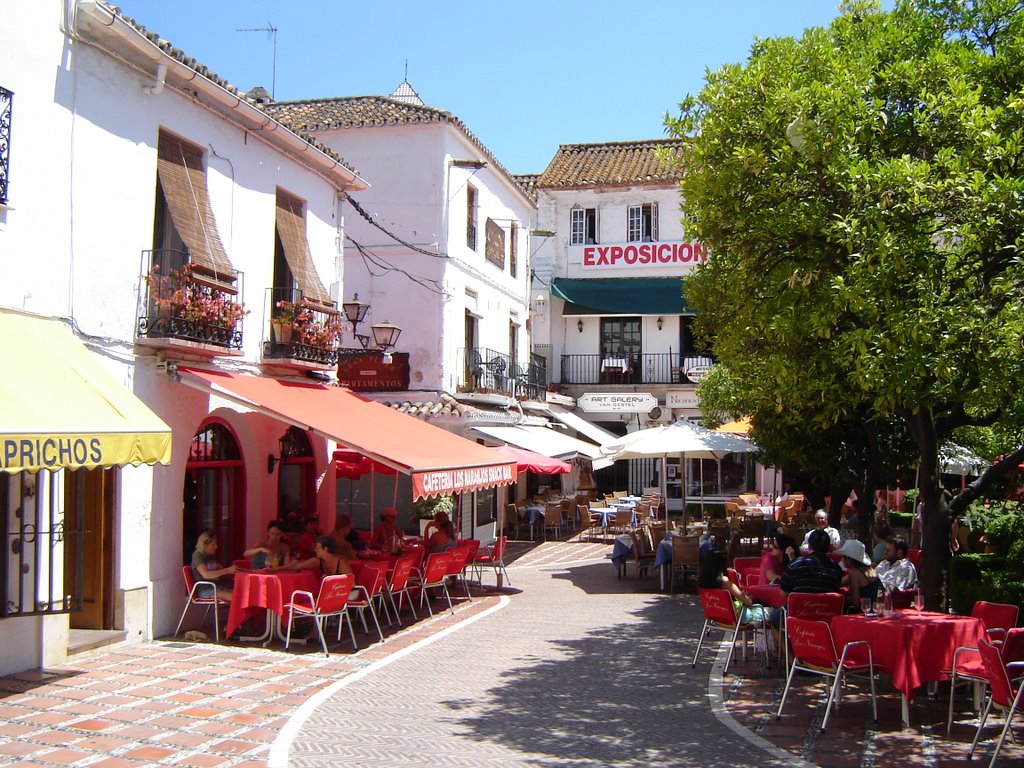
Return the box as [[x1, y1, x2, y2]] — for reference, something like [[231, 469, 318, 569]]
[[627, 203, 659, 242], [570, 206, 598, 245]]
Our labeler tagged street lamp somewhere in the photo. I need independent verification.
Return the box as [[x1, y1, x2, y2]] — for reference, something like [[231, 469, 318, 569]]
[[370, 320, 402, 363], [341, 293, 370, 333]]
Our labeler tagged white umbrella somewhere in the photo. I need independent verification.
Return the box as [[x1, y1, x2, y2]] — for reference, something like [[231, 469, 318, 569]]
[[602, 420, 759, 522]]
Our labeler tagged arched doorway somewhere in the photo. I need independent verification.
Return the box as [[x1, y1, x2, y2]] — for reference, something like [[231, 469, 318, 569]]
[[183, 420, 245, 564], [274, 426, 315, 533]]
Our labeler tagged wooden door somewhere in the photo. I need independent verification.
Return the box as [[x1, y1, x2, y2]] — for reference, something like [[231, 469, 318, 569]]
[[65, 468, 115, 629]]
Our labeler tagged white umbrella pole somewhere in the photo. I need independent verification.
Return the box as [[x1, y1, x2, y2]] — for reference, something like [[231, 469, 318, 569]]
[[370, 467, 376, 533], [661, 455, 668, 525]]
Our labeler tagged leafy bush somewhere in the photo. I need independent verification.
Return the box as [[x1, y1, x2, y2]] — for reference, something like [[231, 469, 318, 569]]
[[413, 494, 454, 520], [963, 499, 1024, 558], [949, 553, 1024, 616], [887, 511, 913, 531], [902, 488, 919, 513]]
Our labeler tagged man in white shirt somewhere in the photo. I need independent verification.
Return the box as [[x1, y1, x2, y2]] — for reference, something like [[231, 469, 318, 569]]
[[876, 537, 918, 591], [801, 509, 842, 553]]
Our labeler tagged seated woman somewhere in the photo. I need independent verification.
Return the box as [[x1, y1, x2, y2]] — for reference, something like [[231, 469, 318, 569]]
[[286, 534, 353, 577], [243, 519, 291, 568], [835, 539, 881, 611], [191, 530, 236, 601], [369, 507, 404, 552], [758, 533, 797, 585], [697, 549, 769, 626], [331, 514, 363, 561], [423, 510, 456, 553], [293, 515, 322, 561]]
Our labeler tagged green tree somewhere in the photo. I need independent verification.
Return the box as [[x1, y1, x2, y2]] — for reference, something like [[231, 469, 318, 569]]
[[668, 0, 1024, 608]]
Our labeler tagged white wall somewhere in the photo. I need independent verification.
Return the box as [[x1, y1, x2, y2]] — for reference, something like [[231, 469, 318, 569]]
[[0, 1, 354, 658], [314, 121, 535, 393]]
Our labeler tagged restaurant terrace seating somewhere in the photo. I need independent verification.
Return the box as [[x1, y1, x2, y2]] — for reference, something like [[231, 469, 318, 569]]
[[691, 587, 768, 674], [348, 562, 388, 645], [620, 529, 656, 581], [968, 638, 1024, 767], [283, 573, 357, 657], [384, 554, 418, 625], [544, 504, 564, 540], [972, 601, 1019, 642], [471, 535, 510, 586], [175, 565, 230, 642], [669, 534, 700, 592], [412, 552, 454, 617], [776, 616, 882, 731], [444, 544, 474, 601]]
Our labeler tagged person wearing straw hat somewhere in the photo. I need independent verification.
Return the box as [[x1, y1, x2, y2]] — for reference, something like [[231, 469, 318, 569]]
[[835, 539, 881, 611]]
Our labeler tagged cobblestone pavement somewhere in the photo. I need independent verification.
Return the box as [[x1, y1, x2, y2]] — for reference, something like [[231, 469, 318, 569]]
[[0, 535, 1020, 767], [284, 541, 791, 767]]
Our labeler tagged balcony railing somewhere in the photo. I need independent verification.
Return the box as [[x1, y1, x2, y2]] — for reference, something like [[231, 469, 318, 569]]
[[0, 86, 10, 205], [560, 353, 713, 385], [262, 287, 340, 367], [460, 347, 547, 400], [137, 251, 244, 350]]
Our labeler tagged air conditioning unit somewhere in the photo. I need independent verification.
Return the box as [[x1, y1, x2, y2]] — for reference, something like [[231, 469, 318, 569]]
[[646, 406, 664, 426]]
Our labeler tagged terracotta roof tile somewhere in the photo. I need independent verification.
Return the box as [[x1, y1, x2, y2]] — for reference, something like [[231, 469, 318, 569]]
[[512, 174, 540, 203], [103, 5, 360, 177], [382, 394, 483, 421], [536, 139, 684, 189], [263, 96, 532, 204]]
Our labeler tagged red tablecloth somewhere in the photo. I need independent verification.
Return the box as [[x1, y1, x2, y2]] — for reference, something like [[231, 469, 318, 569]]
[[225, 569, 319, 639], [830, 610, 985, 699], [747, 584, 786, 608]]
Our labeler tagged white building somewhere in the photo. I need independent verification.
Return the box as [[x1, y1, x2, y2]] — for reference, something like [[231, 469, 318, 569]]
[[264, 85, 541, 402], [531, 140, 758, 502], [1, 1, 516, 673]]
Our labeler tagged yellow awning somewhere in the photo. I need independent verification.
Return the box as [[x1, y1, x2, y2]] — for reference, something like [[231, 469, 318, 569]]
[[0, 310, 172, 473]]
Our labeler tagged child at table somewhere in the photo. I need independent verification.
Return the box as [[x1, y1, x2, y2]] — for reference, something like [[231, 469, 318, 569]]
[[698, 549, 768, 626], [424, 510, 456, 553], [191, 530, 236, 602], [758, 533, 797, 585]]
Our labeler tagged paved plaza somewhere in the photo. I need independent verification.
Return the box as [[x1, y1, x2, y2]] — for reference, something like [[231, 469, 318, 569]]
[[0, 539, 1020, 767]]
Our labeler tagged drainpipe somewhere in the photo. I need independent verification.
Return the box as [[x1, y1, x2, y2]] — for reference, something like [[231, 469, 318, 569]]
[[143, 61, 167, 95]]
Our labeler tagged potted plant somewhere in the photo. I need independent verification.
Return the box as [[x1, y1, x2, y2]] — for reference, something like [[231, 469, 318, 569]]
[[273, 298, 312, 344], [413, 494, 454, 537]]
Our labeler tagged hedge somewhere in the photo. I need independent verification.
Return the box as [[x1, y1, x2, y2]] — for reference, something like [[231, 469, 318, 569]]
[[949, 553, 1024, 616]]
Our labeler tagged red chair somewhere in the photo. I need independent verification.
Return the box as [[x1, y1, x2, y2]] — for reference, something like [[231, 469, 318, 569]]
[[348, 562, 387, 645], [947, 623, 1024, 732], [283, 574, 356, 656], [384, 554, 418, 625], [972, 600, 1020, 643], [782, 592, 845, 671], [444, 545, 474, 601], [968, 638, 1024, 767], [725, 567, 742, 586], [776, 616, 882, 730], [174, 565, 230, 642], [412, 552, 453, 616], [907, 548, 922, 570], [472, 535, 511, 586], [690, 588, 767, 674], [733, 556, 762, 577]]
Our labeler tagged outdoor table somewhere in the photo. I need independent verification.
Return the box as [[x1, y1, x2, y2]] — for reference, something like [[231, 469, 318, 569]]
[[225, 568, 320, 645], [747, 584, 785, 608], [830, 609, 985, 726], [654, 537, 674, 590], [598, 507, 637, 530], [609, 535, 633, 574]]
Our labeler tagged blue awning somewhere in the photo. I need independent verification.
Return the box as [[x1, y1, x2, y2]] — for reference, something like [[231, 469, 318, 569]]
[[550, 278, 689, 316]]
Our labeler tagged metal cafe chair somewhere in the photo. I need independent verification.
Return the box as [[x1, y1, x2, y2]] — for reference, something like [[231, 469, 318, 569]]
[[174, 565, 230, 642]]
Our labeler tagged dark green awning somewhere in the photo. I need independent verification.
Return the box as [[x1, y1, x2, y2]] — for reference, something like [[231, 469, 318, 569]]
[[551, 277, 690, 316]]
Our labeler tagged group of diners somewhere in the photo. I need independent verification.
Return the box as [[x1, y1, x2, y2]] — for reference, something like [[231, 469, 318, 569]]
[[698, 520, 921, 629], [189, 508, 463, 604]]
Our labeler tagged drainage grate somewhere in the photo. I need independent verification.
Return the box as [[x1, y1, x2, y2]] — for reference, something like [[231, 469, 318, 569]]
[[161, 642, 193, 648]]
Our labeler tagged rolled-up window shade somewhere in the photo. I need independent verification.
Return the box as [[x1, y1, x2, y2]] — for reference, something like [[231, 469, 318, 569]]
[[156, 132, 236, 282], [275, 190, 333, 307]]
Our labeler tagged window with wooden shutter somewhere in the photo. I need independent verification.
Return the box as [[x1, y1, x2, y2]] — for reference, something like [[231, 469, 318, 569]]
[[155, 130, 236, 285], [274, 190, 334, 308]]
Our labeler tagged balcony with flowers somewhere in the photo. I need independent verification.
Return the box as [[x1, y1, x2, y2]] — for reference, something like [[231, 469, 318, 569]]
[[262, 290, 342, 370], [137, 253, 246, 356]]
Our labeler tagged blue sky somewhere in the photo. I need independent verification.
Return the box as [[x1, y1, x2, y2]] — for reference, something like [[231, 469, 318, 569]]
[[115, 1, 855, 175]]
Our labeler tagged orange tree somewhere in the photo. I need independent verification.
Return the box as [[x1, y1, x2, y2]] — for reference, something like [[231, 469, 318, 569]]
[[668, 0, 1024, 609]]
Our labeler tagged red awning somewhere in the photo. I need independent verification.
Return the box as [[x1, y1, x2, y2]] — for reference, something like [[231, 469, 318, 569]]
[[333, 449, 398, 479], [179, 368, 516, 499], [488, 445, 571, 474]]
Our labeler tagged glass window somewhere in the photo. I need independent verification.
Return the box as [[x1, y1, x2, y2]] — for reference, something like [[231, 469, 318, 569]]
[[600, 317, 642, 358], [570, 207, 597, 245], [466, 185, 478, 250], [627, 204, 658, 242]]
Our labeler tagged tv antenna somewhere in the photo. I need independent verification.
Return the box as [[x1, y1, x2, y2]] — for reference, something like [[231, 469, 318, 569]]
[[236, 22, 278, 99]]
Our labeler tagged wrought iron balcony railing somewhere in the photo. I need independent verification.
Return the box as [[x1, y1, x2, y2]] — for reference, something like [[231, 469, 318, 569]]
[[262, 287, 341, 367], [137, 250, 244, 350], [460, 347, 547, 400], [560, 353, 713, 385]]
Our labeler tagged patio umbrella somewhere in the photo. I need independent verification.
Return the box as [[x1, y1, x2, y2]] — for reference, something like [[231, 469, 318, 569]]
[[487, 445, 571, 474], [603, 420, 759, 522]]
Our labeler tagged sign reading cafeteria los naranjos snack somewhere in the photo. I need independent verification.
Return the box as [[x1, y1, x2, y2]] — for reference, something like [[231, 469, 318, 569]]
[[337, 352, 410, 392], [412, 462, 517, 500], [569, 241, 706, 273]]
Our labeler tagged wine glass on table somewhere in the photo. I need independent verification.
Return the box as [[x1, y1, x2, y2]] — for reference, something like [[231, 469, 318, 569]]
[[913, 588, 924, 613], [860, 597, 873, 616]]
